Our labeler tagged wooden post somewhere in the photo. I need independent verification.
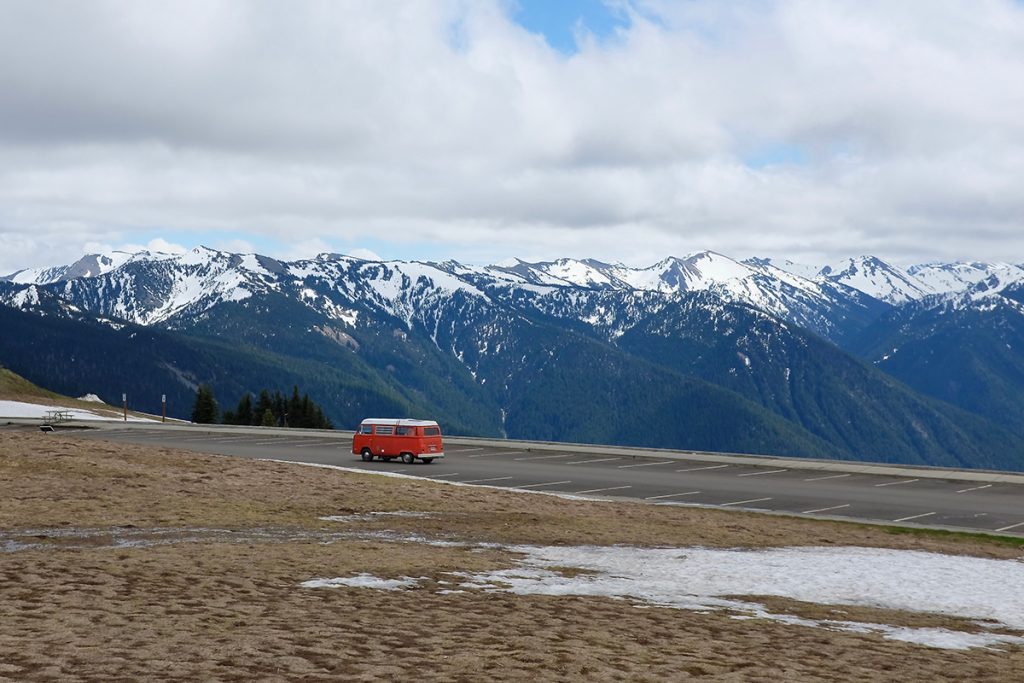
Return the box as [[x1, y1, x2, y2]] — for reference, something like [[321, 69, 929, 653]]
[[122, 392, 127, 422]]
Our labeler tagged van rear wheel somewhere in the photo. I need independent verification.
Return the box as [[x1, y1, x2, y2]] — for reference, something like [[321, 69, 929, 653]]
[[401, 453, 416, 465], [360, 448, 373, 462]]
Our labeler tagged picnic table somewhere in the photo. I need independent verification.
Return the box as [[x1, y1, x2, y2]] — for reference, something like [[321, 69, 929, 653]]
[[42, 409, 73, 424]]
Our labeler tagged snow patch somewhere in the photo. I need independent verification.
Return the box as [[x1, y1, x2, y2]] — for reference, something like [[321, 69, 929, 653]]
[[457, 544, 1024, 650], [301, 573, 422, 590], [0, 400, 157, 422]]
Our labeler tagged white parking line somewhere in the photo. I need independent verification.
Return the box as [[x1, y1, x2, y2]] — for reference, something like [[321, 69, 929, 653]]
[[893, 511, 935, 523], [575, 485, 633, 495], [804, 473, 851, 482], [564, 457, 623, 465], [875, 478, 919, 487], [453, 448, 485, 453], [802, 503, 851, 514], [514, 454, 575, 461], [467, 452, 513, 458], [737, 469, 788, 477], [513, 481, 572, 489], [956, 484, 993, 494], [676, 464, 729, 473], [617, 461, 675, 469], [460, 476, 514, 484], [996, 521, 1024, 533], [720, 497, 772, 507], [645, 491, 701, 500], [293, 441, 342, 448], [427, 473, 460, 478]]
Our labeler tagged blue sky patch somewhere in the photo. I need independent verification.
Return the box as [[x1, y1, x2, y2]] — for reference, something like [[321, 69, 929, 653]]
[[511, 0, 632, 54]]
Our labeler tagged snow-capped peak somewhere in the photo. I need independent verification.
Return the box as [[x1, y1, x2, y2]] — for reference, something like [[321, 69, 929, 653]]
[[908, 261, 1024, 296], [820, 256, 935, 305]]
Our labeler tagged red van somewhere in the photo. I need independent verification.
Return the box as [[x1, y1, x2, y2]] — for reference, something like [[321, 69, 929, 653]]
[[352, 418, 445, 464]]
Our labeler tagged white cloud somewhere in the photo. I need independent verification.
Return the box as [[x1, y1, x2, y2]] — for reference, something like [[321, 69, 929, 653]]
[[348, 248, 384, 262], [0, 0, 1022, 273]]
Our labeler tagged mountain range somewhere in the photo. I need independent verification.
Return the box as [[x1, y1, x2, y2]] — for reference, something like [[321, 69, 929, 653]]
[[2, 247, 1023, 470]]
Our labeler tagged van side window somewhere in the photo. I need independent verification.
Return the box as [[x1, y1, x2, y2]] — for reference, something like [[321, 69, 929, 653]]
[[376, 426, 394, 436], [423, 427, 440, 436], [359, 424, 374, 434], [396, 426, 412, 436]]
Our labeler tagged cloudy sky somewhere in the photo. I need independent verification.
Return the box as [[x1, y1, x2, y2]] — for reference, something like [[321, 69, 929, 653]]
[[1, 0, 1022, 273]]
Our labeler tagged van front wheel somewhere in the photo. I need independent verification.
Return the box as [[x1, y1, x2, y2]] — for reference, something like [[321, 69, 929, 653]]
[[360, 448, 373, 462], [401, 453, 416, 465]]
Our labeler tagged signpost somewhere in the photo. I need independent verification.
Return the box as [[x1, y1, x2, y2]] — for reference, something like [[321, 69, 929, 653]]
[[161, 394, 167, 423], [122, 393, 127, 422]]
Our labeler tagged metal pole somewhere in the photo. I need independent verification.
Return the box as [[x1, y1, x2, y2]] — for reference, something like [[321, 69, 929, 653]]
[[161, 394, 166, 423], [122, 392, 127, 422]]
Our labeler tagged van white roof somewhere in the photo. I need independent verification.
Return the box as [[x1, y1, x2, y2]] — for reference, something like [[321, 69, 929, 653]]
[[360, 418, 440, 427]]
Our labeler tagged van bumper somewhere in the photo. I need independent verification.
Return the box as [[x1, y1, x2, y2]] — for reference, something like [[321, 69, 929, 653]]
[[422, 452, 445, 459]]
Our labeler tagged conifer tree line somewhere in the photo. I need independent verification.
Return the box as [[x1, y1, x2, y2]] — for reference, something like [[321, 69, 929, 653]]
[[191, 384, 333, 429]]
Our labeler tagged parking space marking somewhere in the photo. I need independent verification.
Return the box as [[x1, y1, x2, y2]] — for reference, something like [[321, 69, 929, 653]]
[[564, 457, 622, 465], [720, 497, 772, 507], [513, 481, 573, 489], [804, 473, 851, 482], [676, 464, 729, 473], [460, 476, 514, 484], [645, 491, 701, 500], [996, 521, 1024, 533], [737, 469, 788, 477], [956, 484, 993, 494], [875, 478, 919, 487], [893, 511, 935, 523], [427, 473, 460, 478], [617, 461, 675, 469], [802, 504, 850, 514], [453, 448, 485, 453], [293, 441, 343, 448], [576, 485, 633, 495], [514, 454, 576, 461], [467, 452, 514, 458]]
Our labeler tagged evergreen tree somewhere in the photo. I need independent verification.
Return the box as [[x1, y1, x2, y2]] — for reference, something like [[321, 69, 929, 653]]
[[273, 390, 286, 426], [260, 407, 276, 427], [288, 385, 302, 427], [191, 384, 219, 424], [254, 390, 273, 426], [235, 393, 254, 426]]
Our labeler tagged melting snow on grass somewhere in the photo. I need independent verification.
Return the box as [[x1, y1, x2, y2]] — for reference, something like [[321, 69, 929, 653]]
[[303, 543, 1024, 650], [0, 400, 157, 422], [301, 573, 422, 590]]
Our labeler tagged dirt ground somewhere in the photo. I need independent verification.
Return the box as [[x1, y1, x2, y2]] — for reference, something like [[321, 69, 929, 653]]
[[2, 427, 1023, 681]]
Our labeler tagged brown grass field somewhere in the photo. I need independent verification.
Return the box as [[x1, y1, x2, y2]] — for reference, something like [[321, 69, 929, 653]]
[[2, 426, 1024, 681]]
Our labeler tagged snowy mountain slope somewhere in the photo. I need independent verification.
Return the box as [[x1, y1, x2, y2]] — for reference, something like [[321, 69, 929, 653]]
[[1, 250, 176, 285], [819, 256, 935, 304]]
